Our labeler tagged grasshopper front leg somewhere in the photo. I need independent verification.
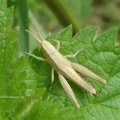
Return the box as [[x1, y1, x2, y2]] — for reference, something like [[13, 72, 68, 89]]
[[25, 52, 55, 84], [56, 40, 60, 50], [58, 74, 80, 108], [51, 68, 55, 84], [25, 52, 46, 61], [65, 48, 83, 58]]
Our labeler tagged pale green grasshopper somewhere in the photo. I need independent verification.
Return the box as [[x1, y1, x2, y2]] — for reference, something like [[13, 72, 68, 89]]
[[26, 27, 106, 108]]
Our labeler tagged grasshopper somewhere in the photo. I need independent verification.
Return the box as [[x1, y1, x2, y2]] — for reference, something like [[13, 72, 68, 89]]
[[26, 27, 106, 108]]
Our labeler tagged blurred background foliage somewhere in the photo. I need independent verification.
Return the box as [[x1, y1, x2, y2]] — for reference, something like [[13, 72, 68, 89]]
[[7, 0, 120, 52]]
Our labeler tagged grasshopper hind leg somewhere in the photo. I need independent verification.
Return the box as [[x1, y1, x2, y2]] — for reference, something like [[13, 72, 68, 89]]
[[58, 74, 80, 108], [72, 63, 106, 84]]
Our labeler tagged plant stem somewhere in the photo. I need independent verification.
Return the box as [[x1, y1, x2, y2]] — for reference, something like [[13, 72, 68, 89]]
[[44, 0, 80, 34], [18, 0, 29, 52]]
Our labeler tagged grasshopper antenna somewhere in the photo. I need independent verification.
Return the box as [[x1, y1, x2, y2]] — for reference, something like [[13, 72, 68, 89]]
[[26, 24, 45, 44], [26, 29, 42, 44], [32, 24, 45, 40]]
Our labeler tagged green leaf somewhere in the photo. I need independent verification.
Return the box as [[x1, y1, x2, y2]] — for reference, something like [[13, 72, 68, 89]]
[[30, 25, 120, 119]]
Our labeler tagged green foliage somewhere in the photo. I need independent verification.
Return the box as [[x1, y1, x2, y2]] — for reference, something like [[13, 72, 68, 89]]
[[1, 0, 120, 120]]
